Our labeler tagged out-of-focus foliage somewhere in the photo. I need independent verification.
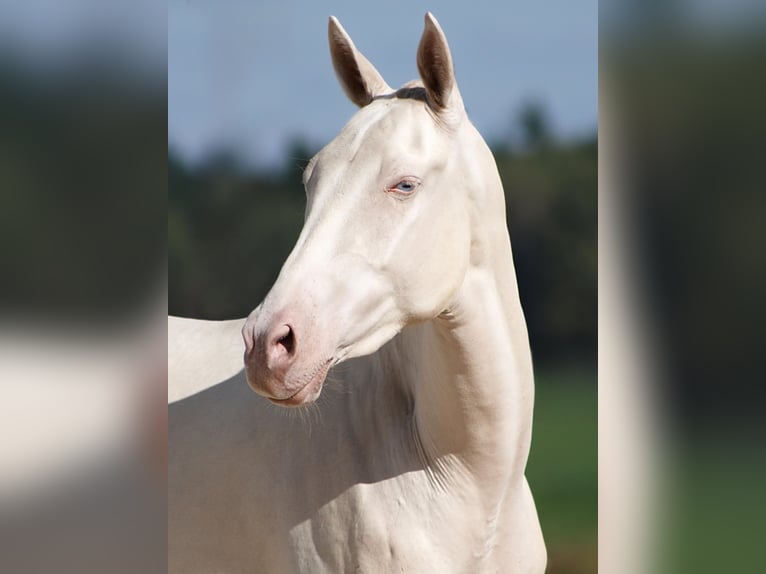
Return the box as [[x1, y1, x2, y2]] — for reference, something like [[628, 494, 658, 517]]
[[168, 143, 306, 320], [607, 38, 766, 422], [169, 110, 597, 367], [498, 130, 597, 365], [0, 56, 165, 323]]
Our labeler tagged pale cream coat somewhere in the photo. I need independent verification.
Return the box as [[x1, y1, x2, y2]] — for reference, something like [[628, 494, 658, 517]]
[[169, 14, 545, 573]]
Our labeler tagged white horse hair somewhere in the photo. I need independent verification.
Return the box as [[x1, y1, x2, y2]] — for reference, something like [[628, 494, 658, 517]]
[[169, 13, 546, 573]]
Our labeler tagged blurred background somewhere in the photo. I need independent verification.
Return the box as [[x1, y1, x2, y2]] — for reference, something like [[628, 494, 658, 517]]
[[0, 1, 165, 573], [601, 1, 766, 573], [169, 2, 597, 572]]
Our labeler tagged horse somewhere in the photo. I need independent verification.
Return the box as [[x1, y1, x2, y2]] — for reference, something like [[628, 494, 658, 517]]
[[169, 13, 546, 573]]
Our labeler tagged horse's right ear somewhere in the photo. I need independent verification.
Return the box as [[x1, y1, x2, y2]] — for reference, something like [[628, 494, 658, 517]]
[[417, 13, 464, 126], [328, 16, 391, 108]]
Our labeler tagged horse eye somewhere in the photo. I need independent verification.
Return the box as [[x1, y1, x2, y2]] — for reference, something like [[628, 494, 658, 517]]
[[393, 180, 418, 194]]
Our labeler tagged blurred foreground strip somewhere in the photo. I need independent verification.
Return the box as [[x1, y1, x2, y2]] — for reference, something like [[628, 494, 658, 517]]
[[0, 0, 166, 571], [0, 319, 166, 573], [599, 90, 659, 574], [601, 2, 766, 572]]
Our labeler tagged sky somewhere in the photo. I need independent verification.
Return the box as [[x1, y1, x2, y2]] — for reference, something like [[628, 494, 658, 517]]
[[0, 1, 596, 170], [0, 0, 164, 76], [168, 0, 597, 168]]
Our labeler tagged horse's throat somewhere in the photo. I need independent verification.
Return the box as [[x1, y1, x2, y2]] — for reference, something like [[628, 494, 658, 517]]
[[405, 265, 534, 477]]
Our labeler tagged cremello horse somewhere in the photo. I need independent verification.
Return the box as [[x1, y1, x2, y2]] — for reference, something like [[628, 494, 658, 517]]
[[169, 13, 546, 573]]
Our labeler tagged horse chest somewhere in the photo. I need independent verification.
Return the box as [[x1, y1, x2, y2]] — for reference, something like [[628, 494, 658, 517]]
[[231, 400, 487, 573], [282, 473, 486, 574]]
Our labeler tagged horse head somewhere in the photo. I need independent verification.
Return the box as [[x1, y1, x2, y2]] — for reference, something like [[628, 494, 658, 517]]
[[243, 14, 499, 406]]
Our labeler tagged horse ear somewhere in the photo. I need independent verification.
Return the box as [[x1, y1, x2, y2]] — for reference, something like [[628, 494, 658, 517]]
[[417, 13, 463, 120], [328, 16, 391, 108]]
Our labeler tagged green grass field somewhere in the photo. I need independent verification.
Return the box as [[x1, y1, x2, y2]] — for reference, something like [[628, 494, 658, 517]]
[[657, 426, 766, 574], [526, 368, 597, 573], [525, 370, 766, 573]]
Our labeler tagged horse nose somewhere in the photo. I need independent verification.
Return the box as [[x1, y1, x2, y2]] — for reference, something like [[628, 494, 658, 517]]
[[243, 318, 298, 396], [266, 323, 296, 371]]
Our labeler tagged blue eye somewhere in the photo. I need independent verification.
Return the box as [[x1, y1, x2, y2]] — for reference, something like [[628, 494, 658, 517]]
[[386, 177, 420, 196], [393, 180, 418, 193]]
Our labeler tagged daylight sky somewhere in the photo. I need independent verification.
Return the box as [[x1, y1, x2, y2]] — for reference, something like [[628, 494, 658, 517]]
[[168, 0, 597, 168], [0, 1, 595, 169]]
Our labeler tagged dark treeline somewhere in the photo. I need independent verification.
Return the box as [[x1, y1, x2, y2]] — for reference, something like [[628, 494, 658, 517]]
[[0, 56, 166, 323], [169, 113, 596, 368]]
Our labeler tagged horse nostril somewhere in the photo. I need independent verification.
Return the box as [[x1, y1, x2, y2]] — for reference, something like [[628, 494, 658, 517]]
[[276, 325, 295, 356], [264, 323, 297, 372]]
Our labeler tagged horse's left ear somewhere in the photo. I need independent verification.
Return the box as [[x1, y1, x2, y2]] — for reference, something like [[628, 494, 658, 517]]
[[417, 13, 464, 123], [329, 16, 392, 108]]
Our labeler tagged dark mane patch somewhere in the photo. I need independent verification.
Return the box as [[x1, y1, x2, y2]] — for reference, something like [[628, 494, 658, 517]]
[[395, 85, 428, 102], [373, 81, 428, 103]]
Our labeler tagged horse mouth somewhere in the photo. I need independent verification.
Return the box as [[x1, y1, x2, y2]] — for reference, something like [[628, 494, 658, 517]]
[[267, 359, 333, 407]]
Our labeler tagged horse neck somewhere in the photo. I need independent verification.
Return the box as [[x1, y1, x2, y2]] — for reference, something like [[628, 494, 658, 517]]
[[386, 155, 535, 484]]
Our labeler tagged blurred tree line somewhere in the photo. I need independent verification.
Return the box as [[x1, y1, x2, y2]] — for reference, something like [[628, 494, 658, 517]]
[[0, 55, 165, 323], [169, 105, 596, 367]]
